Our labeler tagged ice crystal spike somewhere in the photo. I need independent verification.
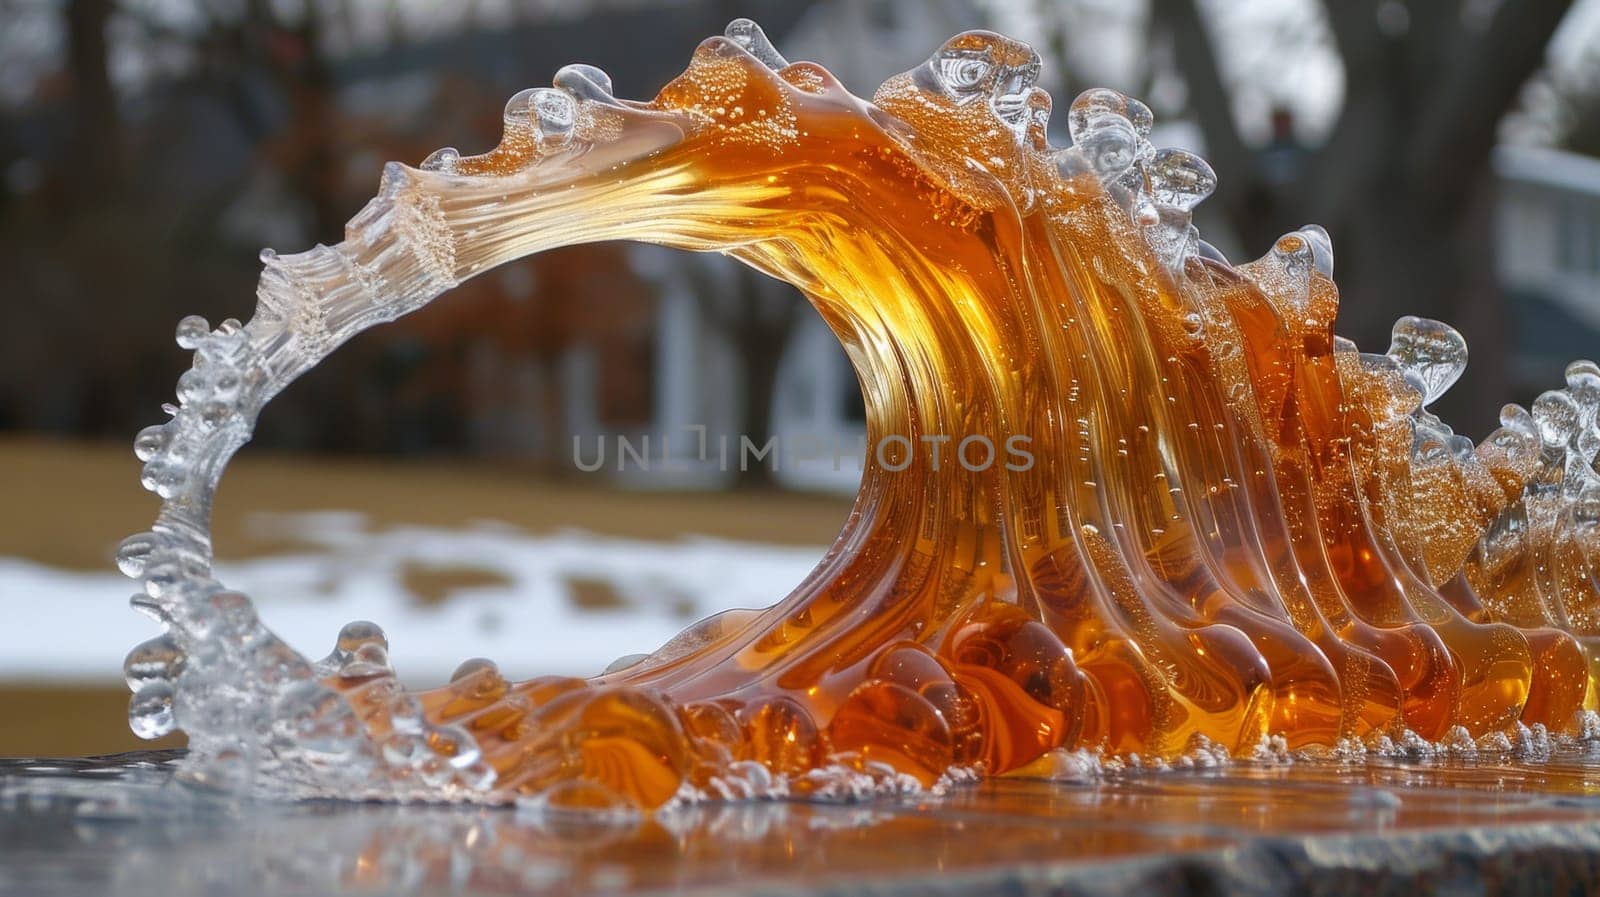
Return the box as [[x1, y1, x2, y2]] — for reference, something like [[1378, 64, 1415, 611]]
[[125, 20, 1600, 811]]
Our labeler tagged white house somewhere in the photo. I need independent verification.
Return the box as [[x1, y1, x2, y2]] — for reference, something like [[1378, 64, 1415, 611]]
[[630, 0, 982, 494], [1494, 144, 1600, 390]]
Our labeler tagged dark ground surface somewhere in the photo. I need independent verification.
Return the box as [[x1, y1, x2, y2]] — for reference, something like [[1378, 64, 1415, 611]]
[[5, 750, 1600, 896]]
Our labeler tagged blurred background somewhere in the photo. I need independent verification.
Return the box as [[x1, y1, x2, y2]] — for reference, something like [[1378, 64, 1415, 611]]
[[1, 0, 1598, 756]]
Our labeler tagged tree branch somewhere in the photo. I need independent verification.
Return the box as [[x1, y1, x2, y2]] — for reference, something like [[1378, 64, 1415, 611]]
[[1147, 0, 1253, 205]]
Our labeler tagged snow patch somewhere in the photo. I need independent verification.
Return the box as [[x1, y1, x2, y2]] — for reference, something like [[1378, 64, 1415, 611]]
[[0, 511, 824, 685]]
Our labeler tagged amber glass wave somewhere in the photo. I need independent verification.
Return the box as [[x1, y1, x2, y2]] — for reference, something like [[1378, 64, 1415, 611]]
[[122, 23, 1600, 810]]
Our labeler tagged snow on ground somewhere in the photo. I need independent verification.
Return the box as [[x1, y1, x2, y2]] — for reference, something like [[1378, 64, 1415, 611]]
[[0, 511, 825, 686]]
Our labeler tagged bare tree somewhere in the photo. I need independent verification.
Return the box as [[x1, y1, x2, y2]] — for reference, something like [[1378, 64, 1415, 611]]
[[1157, 0, 1577, 433], [679, 256, 801, 489], [992, 0, 1580, 433]]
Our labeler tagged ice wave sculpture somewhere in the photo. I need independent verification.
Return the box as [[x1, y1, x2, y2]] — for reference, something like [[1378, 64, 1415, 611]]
[[120, 21, 1600, 810]]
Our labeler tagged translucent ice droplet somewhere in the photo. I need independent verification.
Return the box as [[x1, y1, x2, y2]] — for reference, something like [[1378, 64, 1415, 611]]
[[1123, 97, 1153, 140], [129, 682, 177, 739], [389, 693, 424, 733], [421, 147, 460, 174], [1387, 316, 1467, 407], [332, 620, 392, 679], [1411, 414, 1456, 463], [337, 620, 388, 654], [553, 64, 618, 106], [175, 315, 211, 350], [430, 724, 483, 770], [140, 459, 186, 499], [925, 47, 995, 106], [987, 62, 1040, 129], [1069, 114, 1138, 182], [1565, 360, 1600, 462], [176, 369, 210, 404], [1140, 148, 1213, 269], [1148, 149, 1215, 211], [116, 532, 162, 578], [1483, 402, 1541, 468], [1025, 88, 1053, 152], [1068, 88, 1150, 141], [725, 18, 789, 70], [133, 424, 170, 462], [528, 88, 576, 145], [1273, 233, 1313, 276], [1502, 403, 1539, 441], [504, 86, 577, 147], [604, 653, 650, 674], [1571, 478, 1600, 519], [450, 657, 499, 683], [1533, 390, 1581, 449], [124, 634, 185, 691], [1250, 232, 1315, 305], [916, 31, 1040, 133], [1297, 224, 1334, 278]]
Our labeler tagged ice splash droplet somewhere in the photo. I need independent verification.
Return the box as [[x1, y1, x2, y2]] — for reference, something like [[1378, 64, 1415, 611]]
[[552, 64, 617, 107], [124, 635, 185, 691], [1533, 389, 1581, 449], [1148, 148, 1216, 211], [1388, 315, 1467, 407], [725, 18, 789, 70], [421, 147, 460, 174], [323, 620, 391, 679], [129, 682, 177, 740]]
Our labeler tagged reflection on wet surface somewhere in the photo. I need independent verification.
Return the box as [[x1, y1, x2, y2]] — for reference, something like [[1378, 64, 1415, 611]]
[[5, 750, 1600, 895]]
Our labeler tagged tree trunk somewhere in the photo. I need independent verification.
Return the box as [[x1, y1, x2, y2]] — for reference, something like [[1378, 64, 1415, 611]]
[[731, 267, 796, 490], [63, 0, 118, 203]]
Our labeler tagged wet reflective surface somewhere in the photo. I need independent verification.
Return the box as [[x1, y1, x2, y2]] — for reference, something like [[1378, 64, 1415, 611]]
[[5, 751, 1600, 895]]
